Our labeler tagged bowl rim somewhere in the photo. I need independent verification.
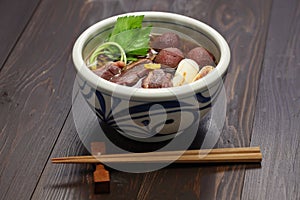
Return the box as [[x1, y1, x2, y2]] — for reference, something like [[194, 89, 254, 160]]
[[72, 11, 230, 100]]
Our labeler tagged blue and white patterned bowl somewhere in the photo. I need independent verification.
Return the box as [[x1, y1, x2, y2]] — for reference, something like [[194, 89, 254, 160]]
[[72, 12, 230, 142]]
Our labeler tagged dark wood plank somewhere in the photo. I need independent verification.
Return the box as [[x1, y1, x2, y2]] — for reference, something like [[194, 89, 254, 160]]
[[31, 0, 273, 199], [132, 0, 273, 199], [31, 118, 94, 200], [0, 0, 134, 199], [30, 0, 213, 199], [242, 0, 300, 199], [0, 0, 41, 70], [32, 92, 146, 200]]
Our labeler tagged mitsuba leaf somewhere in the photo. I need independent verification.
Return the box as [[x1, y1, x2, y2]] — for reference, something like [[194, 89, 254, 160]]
[[109, 26, 152, 56], [108, 15, 151, 59], [110, 15, 144, 36]]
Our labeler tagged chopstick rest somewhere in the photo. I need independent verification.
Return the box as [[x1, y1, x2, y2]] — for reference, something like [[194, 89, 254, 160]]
[[91, 142, 110, 194]]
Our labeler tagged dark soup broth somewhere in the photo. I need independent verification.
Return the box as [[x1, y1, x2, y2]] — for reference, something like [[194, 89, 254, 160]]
[[87, 30, 217, 88]]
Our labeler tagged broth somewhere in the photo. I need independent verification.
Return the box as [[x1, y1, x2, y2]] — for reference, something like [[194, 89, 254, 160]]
[[87, 32, 217, 88]]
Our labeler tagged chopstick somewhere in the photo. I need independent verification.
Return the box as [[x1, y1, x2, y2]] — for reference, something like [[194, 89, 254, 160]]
[[52, 147, 262, 164]]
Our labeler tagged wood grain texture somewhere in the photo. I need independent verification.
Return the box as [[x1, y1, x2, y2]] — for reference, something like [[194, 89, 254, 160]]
[[0, 0, 41, 70], [242, 0, 300, 199], [212, 0, 272, 148], [131, 0, 273, 199], [199, 1, 272, 199], [30, 119, 93, 200], [32, 91, 146, 200], [0, 0, 154, 198], [0, 0, 283, 199], [32, 0, 273, 199], [0, 0, 131, 199]]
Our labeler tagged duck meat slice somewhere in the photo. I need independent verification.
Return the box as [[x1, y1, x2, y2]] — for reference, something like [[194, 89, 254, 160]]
[[111, 59, 152, 86], [111, 73, 139, 86], [127, 62, 151, 78], [92, 62, 123, 80], [142, 69, 173, 88]]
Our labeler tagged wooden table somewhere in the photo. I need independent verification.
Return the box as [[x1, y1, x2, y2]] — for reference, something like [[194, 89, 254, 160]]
[[0, 0, 299, 199]]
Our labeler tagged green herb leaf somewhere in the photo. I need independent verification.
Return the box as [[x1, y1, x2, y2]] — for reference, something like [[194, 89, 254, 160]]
[[109, 26, 152, 56], [109, 15, 152, 60], [110, 15, 144, 36], [88, 15, 151, 66]]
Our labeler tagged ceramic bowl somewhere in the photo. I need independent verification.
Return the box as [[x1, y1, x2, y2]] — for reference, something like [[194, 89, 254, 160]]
[[72, 11, 230, 142]]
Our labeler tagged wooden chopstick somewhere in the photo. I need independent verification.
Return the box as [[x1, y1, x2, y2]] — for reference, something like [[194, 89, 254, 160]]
[[52, 146, 260, 160], [52, 147, 262, 164], [52, 153, 262, 163]]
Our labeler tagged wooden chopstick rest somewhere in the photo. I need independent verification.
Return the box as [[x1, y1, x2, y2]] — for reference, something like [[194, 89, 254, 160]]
[[91, 142, 110, 194]]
